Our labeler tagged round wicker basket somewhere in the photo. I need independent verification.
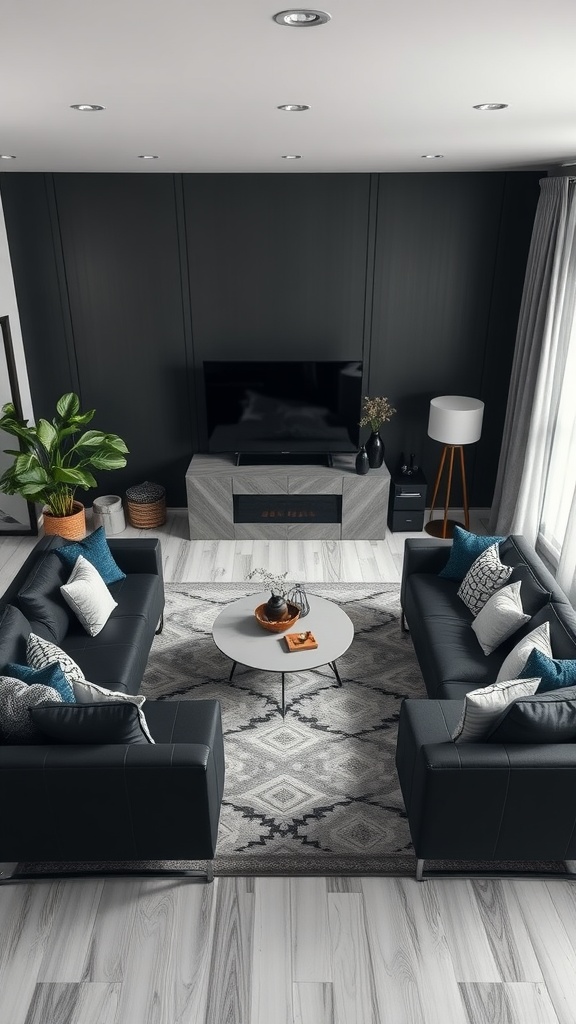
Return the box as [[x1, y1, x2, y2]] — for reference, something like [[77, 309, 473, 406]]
[[126, 496, 166, 529]]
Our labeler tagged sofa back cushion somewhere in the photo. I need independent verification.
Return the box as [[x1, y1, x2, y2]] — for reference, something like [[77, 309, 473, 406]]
[[487, 686, 576, 743], [16, 552, 72, 644], [0, 604, 32, 670]]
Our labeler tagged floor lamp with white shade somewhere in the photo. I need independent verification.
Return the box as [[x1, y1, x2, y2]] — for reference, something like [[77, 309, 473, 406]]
[[425, 395, 484, 538]]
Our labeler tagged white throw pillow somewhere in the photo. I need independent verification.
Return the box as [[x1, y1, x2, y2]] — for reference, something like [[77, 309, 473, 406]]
[[27, 632, 85, 685], [0, 675, 63, 742], [496, 621, 552, 683], [72, 678, 154, 743], [60, 556, 117, 637], [452, 677, 541, 743], [471, 581, 531, 655], [457, 543, 513, 617]]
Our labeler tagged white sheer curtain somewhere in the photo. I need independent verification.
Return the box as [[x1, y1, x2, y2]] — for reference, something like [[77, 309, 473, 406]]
[[490, 176, 576, 603]]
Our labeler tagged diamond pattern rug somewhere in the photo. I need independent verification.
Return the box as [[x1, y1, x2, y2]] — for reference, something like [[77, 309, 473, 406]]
[[141, 582, 427, 875]]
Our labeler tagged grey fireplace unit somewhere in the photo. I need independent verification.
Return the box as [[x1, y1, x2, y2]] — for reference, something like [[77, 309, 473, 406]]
[[185, 454, 390, 540]]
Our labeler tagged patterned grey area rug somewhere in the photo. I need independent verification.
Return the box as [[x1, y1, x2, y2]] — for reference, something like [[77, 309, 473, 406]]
[[141, 582, 426, 875]]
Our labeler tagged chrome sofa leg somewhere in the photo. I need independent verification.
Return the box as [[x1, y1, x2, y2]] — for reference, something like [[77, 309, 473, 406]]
[[415, 858, 425, 881], [401, 611, 409, 634], [155, 612, 164, 635]]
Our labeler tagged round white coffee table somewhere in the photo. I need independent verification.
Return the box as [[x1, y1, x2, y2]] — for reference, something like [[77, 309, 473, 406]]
[[212, 593, 354, 717]]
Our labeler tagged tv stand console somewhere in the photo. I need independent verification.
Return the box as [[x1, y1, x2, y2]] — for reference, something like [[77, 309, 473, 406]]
[[185, 454, 390, 540]]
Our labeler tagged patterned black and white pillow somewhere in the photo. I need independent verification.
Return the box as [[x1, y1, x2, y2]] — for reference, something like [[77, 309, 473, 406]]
[[457, 542, 513, 617], [26, 632, 85, 685], [0, 675, 63, 742]]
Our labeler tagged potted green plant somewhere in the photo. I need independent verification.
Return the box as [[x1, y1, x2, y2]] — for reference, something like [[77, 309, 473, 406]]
[[359, 395, 396, 468], [0, 392, 129, 540]]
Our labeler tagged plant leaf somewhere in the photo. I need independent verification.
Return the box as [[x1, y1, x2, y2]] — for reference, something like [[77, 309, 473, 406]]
[[52, 467, 97, 488], [74, 430, 107, 448], [88, 453, 128, 470], [56, 393, 80, 421], [37, 418, 58, 452]]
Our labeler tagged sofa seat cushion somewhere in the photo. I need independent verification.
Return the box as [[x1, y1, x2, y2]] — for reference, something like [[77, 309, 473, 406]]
[[107, 573, 164, 628], [61, 613, 151, 694], [52, 574, 162, 695], [405, 574, 506, 696]]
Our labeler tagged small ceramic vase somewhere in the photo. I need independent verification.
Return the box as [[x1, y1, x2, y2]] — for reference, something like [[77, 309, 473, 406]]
[[355, 446, 370, 475], [265, 593, 288, 621], [365, 431, 385, 469]]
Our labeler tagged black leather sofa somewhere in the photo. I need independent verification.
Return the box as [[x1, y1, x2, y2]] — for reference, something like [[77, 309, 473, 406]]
[[0, 535, 224, 880], [395, 535, 576, 877]]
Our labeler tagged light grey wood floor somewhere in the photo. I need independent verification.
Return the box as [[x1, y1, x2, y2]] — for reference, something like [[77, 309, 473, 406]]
[[2, 509, 575, 1024]]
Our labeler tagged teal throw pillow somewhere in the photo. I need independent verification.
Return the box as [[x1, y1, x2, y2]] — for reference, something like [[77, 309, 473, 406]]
[[55, 527, 125, 585], [4, 661, 76, 703], [439, 525, 505, 581], [521, 648, 576, 693]]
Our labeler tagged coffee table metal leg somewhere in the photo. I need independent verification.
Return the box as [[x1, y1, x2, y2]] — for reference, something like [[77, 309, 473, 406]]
[[229, 660, 237, 682], [329, 660, 343, 687], [281, 672, 286, 719]]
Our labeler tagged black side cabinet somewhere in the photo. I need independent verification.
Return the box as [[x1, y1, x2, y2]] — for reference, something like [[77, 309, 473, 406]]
[[388, 469, 428, 532]]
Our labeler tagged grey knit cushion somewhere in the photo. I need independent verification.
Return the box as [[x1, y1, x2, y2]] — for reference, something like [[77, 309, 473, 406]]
[[0, 675, 63, 743]]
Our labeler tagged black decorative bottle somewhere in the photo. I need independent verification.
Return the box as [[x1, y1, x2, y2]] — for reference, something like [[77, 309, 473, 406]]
[[365, 431, 385, 469], [355, 446, 370, 475]]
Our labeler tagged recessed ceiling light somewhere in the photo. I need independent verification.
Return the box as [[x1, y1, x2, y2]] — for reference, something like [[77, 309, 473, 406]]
[[0, 154, 16, 160], [273, 9, 331, 26], [277, 104, 311, 112], [473, 103, 508, 110], [282, 154, 302, 159], [138, 154, 159, 159], [70, 103, 105, 111], [421, 154, 444, 159]]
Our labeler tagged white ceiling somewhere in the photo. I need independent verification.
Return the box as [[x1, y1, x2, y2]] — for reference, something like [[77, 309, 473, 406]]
[[1, 0, 575, 174]]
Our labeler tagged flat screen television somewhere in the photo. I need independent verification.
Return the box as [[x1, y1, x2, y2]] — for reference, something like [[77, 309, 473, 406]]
[[203, 360, 363, 465]]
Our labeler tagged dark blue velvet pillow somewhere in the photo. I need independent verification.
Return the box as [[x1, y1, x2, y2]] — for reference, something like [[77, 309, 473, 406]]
[[55, 527, 125, 585], [521, 648, 576, 693], [439, 525, 505, 581], [4, 661, 76, 703]]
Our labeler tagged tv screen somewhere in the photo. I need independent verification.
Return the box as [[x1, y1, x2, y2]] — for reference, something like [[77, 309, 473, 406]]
[[203, 360, 363, 457]]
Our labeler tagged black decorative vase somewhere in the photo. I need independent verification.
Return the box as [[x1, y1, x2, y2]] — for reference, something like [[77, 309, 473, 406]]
[[355, 446, 370, 475], [265, 593, 288, 621], [365, 431, 385, 469]]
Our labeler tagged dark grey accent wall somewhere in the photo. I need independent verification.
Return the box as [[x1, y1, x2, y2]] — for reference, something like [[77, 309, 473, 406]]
[[0, 170, 541, 508], [368, 172, 540, 505]]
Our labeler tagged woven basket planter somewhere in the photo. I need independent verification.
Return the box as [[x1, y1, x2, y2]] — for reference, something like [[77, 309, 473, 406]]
[[43, 500, 87, 540], [125, 482, 166, 529]]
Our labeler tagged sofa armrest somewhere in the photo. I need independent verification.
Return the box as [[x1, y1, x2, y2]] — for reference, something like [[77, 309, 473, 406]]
[[400, 538, 452, 610], [107, 537, 163, 578], [0, 738, 223, 862], [396, 699, 576, 862]]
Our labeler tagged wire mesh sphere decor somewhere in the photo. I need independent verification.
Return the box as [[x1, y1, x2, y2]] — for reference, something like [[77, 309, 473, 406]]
[[125, 481, 167, 528], [287, 583, 310, 618]]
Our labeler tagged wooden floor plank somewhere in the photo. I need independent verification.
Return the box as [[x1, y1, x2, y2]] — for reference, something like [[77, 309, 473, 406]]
[[83, 878, 141, 983], [512, 880, 576, 1024], [251, 878, 293, 1024], [434, 880, 501, 982], [37, 880, 104, 983], [470, 878, 543, 982], [72, 983, 121, 1024], [204, 877, 254, 1024], [291, 878, 332, 983], [328, 892, 379, 1024], [361, 878, 468, 1024], [0, 883, 64, 1024], [293, 982, 335, 1024], [458, 982, 560, 1024], [113, 878, 215, 1024]]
